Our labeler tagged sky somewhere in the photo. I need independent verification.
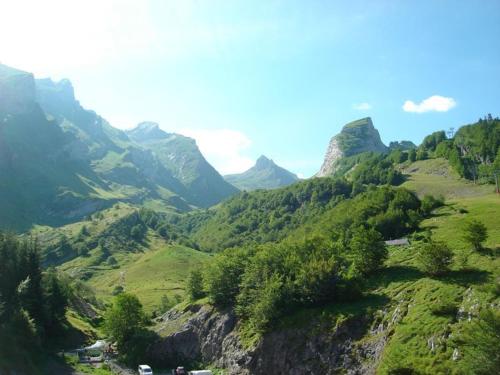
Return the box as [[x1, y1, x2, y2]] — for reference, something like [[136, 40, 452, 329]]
[[1, 0, 499, 177]]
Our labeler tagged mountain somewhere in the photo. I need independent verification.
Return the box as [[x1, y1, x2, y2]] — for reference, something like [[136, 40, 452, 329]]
[[126, 122, 239, 207], [224, 155, 299, 190], [0, 64, 237, 230], [317, 117, 388, 176]]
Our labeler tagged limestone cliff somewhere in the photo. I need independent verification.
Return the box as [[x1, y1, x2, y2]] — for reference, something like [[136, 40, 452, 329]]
[[317, 118, 387, 177], [149, 304, 394, 374]]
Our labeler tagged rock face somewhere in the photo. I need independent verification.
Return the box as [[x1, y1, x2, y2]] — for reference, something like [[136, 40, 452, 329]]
[[225, 155, 299, 191], [317, 118, 387, 177], [150, 305, 389, 375]]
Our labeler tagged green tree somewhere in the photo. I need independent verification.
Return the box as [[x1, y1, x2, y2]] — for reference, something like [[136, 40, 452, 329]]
[[417, 240, 453, 276], [463, 219, 488, 251], [44, 270, 69, 331], [205, 248, 250, 306], [104, 293, 147, 349], [186, 269, 205, 301], [459, 308, 500, 374], [349, 227, 387, 276], [408, 148, 417, 162]]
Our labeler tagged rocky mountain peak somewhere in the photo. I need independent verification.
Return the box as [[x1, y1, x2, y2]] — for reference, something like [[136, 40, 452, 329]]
[[225, 155, 298, 191], [317, 117, 388, 176], [0, 64, 36, 113], [255, 155, 275, 169], [126, 122, 170, 142]]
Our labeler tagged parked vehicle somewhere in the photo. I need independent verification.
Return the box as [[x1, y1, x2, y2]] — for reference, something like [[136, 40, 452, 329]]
[[138, 364, 153, 375], [189, 371, 213, 375]]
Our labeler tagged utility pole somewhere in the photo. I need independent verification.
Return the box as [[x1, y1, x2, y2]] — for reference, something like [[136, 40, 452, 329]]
[[494, 169, 500, 194], [447, 127, 455, 139]]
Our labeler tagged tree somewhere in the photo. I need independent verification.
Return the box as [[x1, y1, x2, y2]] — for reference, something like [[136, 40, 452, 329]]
[[463, 219, 488, 251], [130, 224, 146, 241], [186, 269, 205, 301], [349, 227, 387, 276], [459, 308, 500, 374], [104, 293, 147, 349], [408, 149, 417, 162], [44, 270, 69, 331], [417, 240, 453, 276]]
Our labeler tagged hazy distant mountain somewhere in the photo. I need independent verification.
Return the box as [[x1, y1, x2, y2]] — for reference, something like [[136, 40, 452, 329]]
[[225, 155, 299, 190], [126, 122, 239, 207], [0, 63, 237, 230], [317, 117, 388, 176]]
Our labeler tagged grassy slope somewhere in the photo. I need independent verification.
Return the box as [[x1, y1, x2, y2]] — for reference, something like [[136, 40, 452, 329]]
[[57, 227, 210, 314], [273, 159, 498, 374], [375, 159, 499, 373], [85, 235, 209, 313]]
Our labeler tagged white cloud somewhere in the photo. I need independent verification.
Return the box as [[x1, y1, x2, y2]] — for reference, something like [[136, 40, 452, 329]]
[[353, 102, 372, 111], [177, 128, 254, 175], [403, 95, 456, 113]]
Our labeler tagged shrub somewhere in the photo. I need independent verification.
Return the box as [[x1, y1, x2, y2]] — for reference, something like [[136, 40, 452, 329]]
[[186, 269, 205, 301], [417, 240, 453, 276], [420, 194, 444, 216], [463, 219, 488, 251]]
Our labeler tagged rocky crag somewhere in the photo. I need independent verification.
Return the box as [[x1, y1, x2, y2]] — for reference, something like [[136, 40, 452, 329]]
[[317, 118, 388, 177], [149, 304, 398, 375]]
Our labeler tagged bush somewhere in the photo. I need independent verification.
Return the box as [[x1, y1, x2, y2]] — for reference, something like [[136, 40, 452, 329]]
[[463, 219, 488, 251], [417, 240, 453, 276], [420, 195, 444, 216], [186, 269, 205, 301]]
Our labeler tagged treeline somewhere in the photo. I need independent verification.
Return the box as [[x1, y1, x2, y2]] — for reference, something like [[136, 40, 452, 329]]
[[170, 173, 412, 253], [188, 186, 431, 335], [418, 116, 500, 182], [0, 233, 69, 371]]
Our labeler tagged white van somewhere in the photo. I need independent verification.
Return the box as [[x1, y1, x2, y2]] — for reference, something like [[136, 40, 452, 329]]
[[188, 371, 213, 375], [138, 364, 153, 375]]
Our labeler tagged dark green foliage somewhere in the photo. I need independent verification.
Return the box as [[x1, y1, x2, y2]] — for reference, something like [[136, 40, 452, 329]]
[[388, 149, 408, 164], [348, 227, 387, 276], [416, 148, 428, 161], [104, 293, 147, 351], [425, 118, 500, 182], [388, 141, 417, 151], [0, 233, 69, 370], [459, 308, 500, 374], [201, 186, 423, 335], [186, 269, 205, 301], [462, 219, 488, 251], [44, 270, 69, 332], [180, 177, 353, 252], [351, 154, 404, 186], [422, 131, 447, 152], [408, 148, 417, 162], [417, 240, 453, 276], [420, 194, 445, 216], [204, 247, 253, 306]]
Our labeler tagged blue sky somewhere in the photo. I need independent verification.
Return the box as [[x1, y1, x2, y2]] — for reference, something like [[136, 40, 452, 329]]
[[1, 0, 499, 177]]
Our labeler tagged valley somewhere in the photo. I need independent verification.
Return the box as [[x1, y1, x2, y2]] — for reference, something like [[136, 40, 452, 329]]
[[0, 62, 499, 375]]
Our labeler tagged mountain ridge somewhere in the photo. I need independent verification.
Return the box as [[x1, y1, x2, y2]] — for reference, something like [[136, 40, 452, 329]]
[[0, 63, 238, 230]]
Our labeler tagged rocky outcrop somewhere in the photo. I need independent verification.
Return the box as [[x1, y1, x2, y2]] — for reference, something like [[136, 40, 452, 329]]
[[0, 64, 36, 114], [150, 304, 390, 374], [317, 118, 387, 177]]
